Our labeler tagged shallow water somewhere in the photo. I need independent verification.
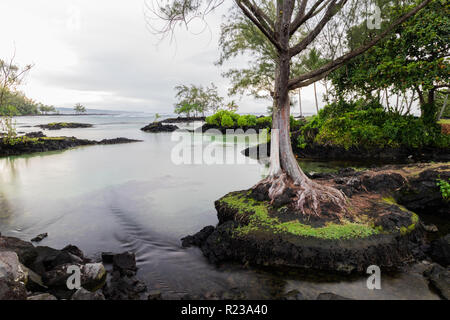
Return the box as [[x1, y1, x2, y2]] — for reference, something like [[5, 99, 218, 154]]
[[0, 114, 439, 300]]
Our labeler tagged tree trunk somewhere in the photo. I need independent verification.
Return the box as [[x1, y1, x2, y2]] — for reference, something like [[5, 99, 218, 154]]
[[298, 89, 302, 117], [262, 53, 347, 217], [314, 82, 319, 114]]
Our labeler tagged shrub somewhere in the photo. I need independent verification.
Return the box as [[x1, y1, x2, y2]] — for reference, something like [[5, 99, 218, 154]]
[[221, 114, 235, 127], [300, 99, 450, 150], [237, 116, 248, 127], [206, 110, 239, 127], [256, 116, 272, 128]]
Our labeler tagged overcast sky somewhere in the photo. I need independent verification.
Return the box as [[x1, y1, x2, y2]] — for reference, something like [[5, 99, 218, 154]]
[[0, 0, 325, 115]]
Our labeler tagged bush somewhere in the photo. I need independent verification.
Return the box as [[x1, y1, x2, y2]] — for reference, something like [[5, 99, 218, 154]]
[[206, 110, 239, 127], [256, 116, 272, 128], [300, 99, 450, 150], [221, 114, 235, 127], [237, 116, 248, 127]]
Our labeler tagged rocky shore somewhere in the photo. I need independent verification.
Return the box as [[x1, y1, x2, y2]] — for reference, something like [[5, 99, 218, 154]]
[[0, 234, 147, 300], [182, 163, 450, 293], [0, 132, 142, 157], [36, 122, 93, 130]]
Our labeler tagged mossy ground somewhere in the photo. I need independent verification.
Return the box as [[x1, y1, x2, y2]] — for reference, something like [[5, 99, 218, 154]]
[[219, 191, 419, 240]]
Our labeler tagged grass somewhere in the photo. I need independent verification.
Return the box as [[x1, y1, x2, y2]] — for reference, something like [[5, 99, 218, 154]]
[[220, 193, 381, 240], [438, 119, 450, 125]]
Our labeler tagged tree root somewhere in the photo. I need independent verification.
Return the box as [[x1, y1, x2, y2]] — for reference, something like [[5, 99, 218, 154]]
[[256, 173, 348, 218]]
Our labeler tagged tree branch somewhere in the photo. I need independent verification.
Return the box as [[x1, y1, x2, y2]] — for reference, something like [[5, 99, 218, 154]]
[[288, 0, 432, 90]]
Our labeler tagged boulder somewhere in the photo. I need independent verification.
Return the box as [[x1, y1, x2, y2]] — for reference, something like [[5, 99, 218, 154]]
[[31, 233, 48, 243], [0, 235, 38, 266], [27, 293, 57, 300], [112, 252, 137, 276], [423, 264, 450, 300], [0, 251, 27, 300], [429, 234, 450, 267], [71, 288, 105, 300], [181, 226, 215, 248], [31, 246, 83, 276]]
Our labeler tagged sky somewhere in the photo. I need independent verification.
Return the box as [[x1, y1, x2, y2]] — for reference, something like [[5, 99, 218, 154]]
[[0, 0, 325, 115]]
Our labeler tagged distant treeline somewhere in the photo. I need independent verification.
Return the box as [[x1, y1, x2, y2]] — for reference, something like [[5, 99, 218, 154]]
[[0, 87, 56, 116]]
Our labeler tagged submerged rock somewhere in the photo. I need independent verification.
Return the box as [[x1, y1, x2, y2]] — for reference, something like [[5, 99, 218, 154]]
[[31, 233, 48, 243], [36, 122, 93, 130]]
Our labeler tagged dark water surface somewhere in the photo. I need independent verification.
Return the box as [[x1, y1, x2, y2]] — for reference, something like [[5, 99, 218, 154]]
[[0, 114, 439, 299]]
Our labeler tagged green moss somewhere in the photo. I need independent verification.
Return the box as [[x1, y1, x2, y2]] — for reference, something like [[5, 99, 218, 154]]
[[220, 193, 379, 240], [47, 122, 68, 127], [382, 197, 419, 235]]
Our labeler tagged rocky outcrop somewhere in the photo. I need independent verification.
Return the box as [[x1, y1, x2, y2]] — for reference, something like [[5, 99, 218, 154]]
[[0, 234, 146, 300], [36, 123, 93, 130], [396, 168, 450, 216], [0, 133, 142, 157], [428, 235, 450, 267], [141, 122, 178, 133]]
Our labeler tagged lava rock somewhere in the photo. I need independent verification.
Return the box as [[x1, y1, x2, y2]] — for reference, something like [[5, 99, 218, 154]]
[[27, 293, 57, 300], [147, 290, 162, 300], [141, 122, 178, 133], [72, 288, 105, 300], [0, 235, 38, 266], [429, 234, 450, 267], [282, 290, 306, 300], [181, 226, 215, 248], [423, 264, 450, 300], [112, 252, 137, 276], [31, 233, 48, 243], [0, 252, 27, 300], [316, 292, 352, 300]]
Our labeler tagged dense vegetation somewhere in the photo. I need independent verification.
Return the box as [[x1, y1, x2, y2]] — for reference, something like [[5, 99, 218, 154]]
[[297, 100, 450, 150]]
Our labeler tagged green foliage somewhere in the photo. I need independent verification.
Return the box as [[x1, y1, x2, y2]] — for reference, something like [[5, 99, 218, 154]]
[[437, 178, 450, 201], [174, 83, 223, 116], [256, 116, 272, 128], [0, 116, 17, 143], [330, 0, 450, 122], [74, 103, 86, 114], [299, 99, 450, 150], [221, 114, 235, 128]]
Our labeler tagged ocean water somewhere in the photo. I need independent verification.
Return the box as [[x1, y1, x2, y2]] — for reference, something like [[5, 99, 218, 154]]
[[0, 114, 439, 300]]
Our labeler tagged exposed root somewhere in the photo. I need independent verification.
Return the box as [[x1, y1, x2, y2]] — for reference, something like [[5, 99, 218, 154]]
[[256, 173, 348, 219]]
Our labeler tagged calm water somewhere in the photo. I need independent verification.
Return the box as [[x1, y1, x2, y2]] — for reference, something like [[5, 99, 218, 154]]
[[0, 114, 439, 300]]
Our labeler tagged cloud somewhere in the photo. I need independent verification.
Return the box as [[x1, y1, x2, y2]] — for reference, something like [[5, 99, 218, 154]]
[[0, 0, 324, 114]]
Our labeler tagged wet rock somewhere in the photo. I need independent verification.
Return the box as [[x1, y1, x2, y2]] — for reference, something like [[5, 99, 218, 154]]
[[31, 246, 83, 276], [98, 137, 142, 145], [21, 264, 47, 292], [396, 168, 450, 215], [424, 224, 439, 233], [282, 290, 306, 300], [36, 123, 93, 130], [0, 235, 38, 266], [147, 290, 162, 300], [181, 226, 215, 248], [361, 172, 406, 193], [221, 288, 247, 300], [141, 122, 178, 133], [42, 263, 106, 299], [101, 252, 115, 264], [27, 293, 57, 300], [72, 288, 105, 300], [316, 292, 352, 300], [429, 234, 450, 267], [0, 252, 27, 300], [62, 245, 86, 261], [113, 252, 137, 276], [423, 264, 450, 300], [25, 131, 46, 138], [103, 270, 146, 300], [31, 233, 48, 243]]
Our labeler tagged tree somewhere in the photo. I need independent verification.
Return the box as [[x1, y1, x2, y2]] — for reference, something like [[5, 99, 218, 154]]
[[301, 48, 328, 113], [174, 83, 223, 116], [150, 0, 432, 217], [329, 0, 449, 123], [74, 103, 86, 114], [39, 105, 57, 115], [226, 100, 239, 112]]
